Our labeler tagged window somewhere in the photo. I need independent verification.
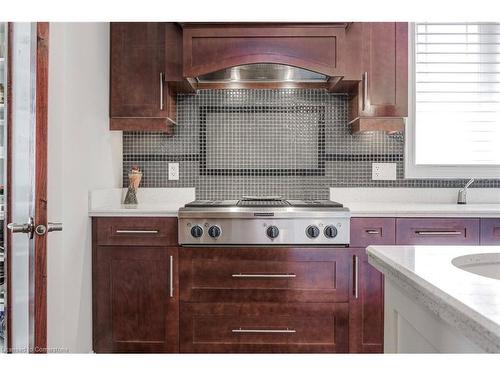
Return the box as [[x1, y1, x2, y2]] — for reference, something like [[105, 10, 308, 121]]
[[406, 22, 500, 178]]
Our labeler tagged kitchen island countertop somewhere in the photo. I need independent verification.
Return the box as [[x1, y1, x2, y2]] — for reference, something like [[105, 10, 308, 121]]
[[367, 244, 500, 352]]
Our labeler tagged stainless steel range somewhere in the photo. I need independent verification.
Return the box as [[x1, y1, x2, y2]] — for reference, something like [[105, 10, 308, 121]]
[[178, 197, 350, 246]]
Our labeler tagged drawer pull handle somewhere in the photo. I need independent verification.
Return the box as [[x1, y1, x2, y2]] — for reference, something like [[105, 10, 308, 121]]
[[232, 273, 296, 278], [115, 230, 159, 234], [365, 229, 380, 235], [415, 231, 462, 236], [232, 328, 296, 334]]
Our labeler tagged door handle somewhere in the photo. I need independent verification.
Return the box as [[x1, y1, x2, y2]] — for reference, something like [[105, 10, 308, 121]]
[[7, 217, 35, 239], [35, 222, 63, 236], [47, 222, 63, 232]]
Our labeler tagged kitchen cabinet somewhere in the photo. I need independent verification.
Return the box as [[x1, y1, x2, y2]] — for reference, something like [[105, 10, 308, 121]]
[[110, 23, 182, 133], [90, 214, 499, 354], [396, 218, 480, 245], [346, 23, 408, 133], [348, 218, 395, 353], [480, 219, 500, 245], [92, 217, 179, 353], [179, 247, 350, 353]]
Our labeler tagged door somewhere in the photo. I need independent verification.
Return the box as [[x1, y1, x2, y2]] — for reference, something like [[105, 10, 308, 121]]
[[5, 22, 60, 353]]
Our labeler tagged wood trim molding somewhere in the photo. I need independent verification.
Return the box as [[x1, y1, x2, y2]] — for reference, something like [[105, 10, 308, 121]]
[[5, 21, 13, 353], [350, 117, 405, 134], [33, 22, 49, 353], [110, 117, 175, 133]]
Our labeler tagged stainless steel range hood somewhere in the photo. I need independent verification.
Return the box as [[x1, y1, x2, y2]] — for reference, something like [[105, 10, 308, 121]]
[[196, 63, 329, 84]]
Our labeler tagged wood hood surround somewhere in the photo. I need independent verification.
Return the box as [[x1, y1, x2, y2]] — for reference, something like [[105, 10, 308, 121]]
[[109, 22, 408, 133], [181, 23, 349, 90]]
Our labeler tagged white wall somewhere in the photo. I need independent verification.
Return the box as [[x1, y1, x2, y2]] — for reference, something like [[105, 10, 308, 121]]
[[47, 22, 122, 352]]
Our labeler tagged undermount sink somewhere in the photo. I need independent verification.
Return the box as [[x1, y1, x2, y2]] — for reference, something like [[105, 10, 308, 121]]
[[452, 253, 500, 281]]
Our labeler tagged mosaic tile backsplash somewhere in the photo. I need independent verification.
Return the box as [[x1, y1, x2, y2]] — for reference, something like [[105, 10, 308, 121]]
[[123, 89, 500, 200]]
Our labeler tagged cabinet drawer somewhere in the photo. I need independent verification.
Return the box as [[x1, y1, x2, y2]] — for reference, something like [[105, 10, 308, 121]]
[[480, 218, 500, 245], [396, 218, 480, 245], [94, 217, 178, 246], [180, 302, 349, 353], [180, 247, 350, 303], [350, 218, 396, 247]]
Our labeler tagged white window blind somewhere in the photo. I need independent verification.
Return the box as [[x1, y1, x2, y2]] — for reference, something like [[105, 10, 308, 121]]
[[415, 22, 500, 166]]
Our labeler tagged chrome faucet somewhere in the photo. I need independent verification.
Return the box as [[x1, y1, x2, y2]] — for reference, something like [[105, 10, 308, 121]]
[[457, 178, 475, 205]]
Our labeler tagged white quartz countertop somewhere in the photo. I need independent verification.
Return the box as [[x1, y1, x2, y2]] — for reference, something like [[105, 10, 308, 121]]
[[88, 188, 195, 217], [346, 202, 500, 217], [88, 187, 500, 218], [89, 203, 182, 217], [331, 188, 500, 217], [367, 245, 500, 352]]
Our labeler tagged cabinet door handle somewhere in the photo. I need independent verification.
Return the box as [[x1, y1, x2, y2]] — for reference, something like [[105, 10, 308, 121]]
[[362, 71, 368, 111], [415, 230, 462, 236], [159, 72, 164, 111], [115, 229, 159, 234], [365, 229, 380, 235], [232, 328, 296, 334], [353, 255, 359, 299], [169, 255, 174, 298], [231, 273, 296, 278]]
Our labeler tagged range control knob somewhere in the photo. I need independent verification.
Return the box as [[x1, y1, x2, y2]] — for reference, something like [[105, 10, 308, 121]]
[[324, 225, 338, 238], [190, 225, 203, 238], [266, 225, 279, 239], [306, 225, 320, 238], [208, 225, 222, 238]]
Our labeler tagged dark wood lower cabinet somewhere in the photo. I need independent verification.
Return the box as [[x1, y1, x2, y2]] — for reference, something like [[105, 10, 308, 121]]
[[178, 247, 350, 353], [180, 302, 349, 353], [92, 245, 179, 353], [480, 218, 500, 245], [348, 248, 384, 353], [91, 216, 500, 353]]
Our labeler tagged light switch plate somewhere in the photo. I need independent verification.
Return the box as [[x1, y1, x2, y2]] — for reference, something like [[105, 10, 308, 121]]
[[168, 163, 179, 180], [372, 163, 397, 180]]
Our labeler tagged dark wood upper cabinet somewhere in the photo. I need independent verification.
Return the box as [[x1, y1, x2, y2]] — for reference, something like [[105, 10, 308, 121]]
[[109, 22, 183, 133], [361, 23, 408, 118], [345, 22, 408, 134], [109, 22, 409, 132]]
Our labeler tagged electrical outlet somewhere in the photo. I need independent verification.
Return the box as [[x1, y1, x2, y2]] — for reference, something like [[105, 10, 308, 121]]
[[372, 163, 397, 180], [168, 163, 179, 180]]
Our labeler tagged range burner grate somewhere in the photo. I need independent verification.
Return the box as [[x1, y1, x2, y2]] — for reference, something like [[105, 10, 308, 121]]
[[236, 200, 290, 208]]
